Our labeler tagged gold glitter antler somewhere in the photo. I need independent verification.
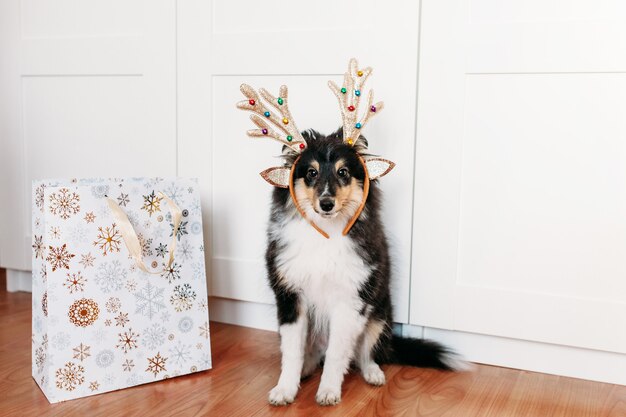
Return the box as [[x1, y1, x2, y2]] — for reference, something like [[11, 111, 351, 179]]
[[237, 84, 307, 153], [328, 58, 384, 147]]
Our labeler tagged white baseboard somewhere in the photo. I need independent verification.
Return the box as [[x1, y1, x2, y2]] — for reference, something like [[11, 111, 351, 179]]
[[206, 298, 626, 386], [208, 296, 278, 332], [6, 269, 31, 292], [420, 325, 626, 386]]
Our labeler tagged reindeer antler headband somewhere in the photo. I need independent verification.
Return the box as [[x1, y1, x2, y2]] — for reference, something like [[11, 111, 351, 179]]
[[237, 58, 395, 238]]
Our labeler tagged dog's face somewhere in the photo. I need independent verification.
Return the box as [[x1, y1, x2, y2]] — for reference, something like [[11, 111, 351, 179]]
[[292, 135, 366, 220]]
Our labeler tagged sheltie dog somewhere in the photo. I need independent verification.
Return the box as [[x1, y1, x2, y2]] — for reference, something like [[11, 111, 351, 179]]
[[264, 129, 459, 406]]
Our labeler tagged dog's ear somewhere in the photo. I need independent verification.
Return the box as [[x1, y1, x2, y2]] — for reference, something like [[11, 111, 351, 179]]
[[364, 157, 395, 180], [260, 166, 290, 188]]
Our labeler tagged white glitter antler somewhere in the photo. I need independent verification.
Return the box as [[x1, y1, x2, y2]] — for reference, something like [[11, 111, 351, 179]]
[[328, 58, 384, 147], [237, 84, 307, 153]]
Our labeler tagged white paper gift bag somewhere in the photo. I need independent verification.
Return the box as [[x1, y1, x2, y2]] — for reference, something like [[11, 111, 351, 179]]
[[31, 177, 212, 403]]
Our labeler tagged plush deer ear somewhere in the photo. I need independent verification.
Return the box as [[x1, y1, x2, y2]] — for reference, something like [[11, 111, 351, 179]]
[[365, 157, 395, 180], [260, 167, 290, 188]]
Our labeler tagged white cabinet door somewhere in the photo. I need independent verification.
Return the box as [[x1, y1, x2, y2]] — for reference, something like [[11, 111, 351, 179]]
[[0, 1, 177, 271], [206, 1, 420, 322], [412, 0, 626, 354]]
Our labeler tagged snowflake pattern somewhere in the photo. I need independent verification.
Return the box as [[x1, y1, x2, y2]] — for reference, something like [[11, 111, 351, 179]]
[[95, 350, 114, 368], [170, 284, 197, 312], [123, 359, 135, 372], [79, 252, 95, 268], [141, 191, 163, 217], [169, 341, 192, 366], [115, 312, 129, 327], [55, 362, 85, 391], [35, 347, 46, 373], [199, 321, 210, 340], [95, 260, 127, 293], [32, 235, 45, 259], [46, 244, 75, 271], [68, 298, 99, 327], [72, 343, 91, 362], [116, 329, 139, 353], [93, 223, 122, 256], [178, 317, 193, 333], [117, 192, 130, 207], [50, 226, 61, 239], [142, 323, 167, 350], [137, 233, 153, 257], [170, 221, 189, 241], [146, 352, 167, 377], [161, 262, 181, 284], [155, 243, 168, 258], [63, 272, 86, 293], [176, 240, 192, 261], [49, 188, 81, 220], [106, 297, 122, 313], [36, 179, 210, 394], [134, 282, 166, 319], [35, 184, 46, 213]]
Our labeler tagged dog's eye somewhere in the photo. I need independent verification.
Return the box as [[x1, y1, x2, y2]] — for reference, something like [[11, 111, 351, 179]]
[[337, 168, 349, 178], [307, 168, 318, 179]]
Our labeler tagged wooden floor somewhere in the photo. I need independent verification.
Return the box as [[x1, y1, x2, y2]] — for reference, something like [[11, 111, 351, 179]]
[[1, 269, 625, 416]]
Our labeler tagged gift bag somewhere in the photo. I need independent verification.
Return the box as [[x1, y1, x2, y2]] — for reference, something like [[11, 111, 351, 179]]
[[31, 177, 212, 403]]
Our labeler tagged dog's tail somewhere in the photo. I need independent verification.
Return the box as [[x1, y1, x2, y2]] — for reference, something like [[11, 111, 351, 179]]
[[384, 335, 466, 371]]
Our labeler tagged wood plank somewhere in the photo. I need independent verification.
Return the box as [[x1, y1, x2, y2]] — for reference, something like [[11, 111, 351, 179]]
[[0, 276, 624, 416]]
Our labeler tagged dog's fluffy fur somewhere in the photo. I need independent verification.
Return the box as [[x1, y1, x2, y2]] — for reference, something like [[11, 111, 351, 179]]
[[265, 129, 457, 406]]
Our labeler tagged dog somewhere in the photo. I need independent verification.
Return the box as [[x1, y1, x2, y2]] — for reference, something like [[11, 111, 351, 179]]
[[264, 128, 459, 406]]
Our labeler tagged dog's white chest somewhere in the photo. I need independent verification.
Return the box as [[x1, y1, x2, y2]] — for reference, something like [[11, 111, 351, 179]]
[[273, 217, 370, 310]]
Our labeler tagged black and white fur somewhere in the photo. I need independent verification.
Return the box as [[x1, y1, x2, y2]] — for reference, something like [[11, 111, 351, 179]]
[[265, 129, 458, 406]]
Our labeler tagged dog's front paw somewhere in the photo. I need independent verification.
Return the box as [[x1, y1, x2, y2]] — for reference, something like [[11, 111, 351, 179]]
[[268, 384, 298, 406], [362, 364, 386, 386], [315, 386, 341, 406]]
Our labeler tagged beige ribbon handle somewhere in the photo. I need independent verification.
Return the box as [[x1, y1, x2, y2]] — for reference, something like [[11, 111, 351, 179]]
[[105, 192, 182, 275]]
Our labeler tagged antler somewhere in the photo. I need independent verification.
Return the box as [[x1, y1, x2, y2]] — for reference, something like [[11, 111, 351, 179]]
[[328, 58, 384, 146], [237, 84, 306, 153]]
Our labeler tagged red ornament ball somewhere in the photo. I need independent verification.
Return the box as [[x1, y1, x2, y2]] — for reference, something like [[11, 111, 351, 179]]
[[348, 105, 355, 112], [299, 143, 305, 150], [248, 99, 255, 105]]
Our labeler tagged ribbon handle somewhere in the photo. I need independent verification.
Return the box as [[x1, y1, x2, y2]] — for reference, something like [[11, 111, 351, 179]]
[[105, 192, 182, 275]]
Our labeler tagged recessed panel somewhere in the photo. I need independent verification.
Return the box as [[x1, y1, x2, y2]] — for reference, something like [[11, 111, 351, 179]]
[[23, 76, 176, 181], [457, 73, 626, 302], [470, 0, 626, 23], [212, 0, 374, 34], [21, 0, 142, 38]]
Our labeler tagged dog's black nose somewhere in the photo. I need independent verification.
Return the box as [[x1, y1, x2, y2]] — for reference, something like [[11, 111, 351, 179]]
[[320, 198, 335, 212]]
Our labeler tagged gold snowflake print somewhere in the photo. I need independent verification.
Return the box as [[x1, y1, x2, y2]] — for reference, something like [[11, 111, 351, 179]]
[[35, 184, 46, 213], [79, 252, 95, 269], [84, 212, 96, 223], [68, 298, 99, 327], [32, 235, 45, 259], [123, 359, 135, 372], [46, 244, 75, 272], [55, 362, 85, 392], [115, 312, 129, 327], [199, 321, 210, 339], [117, 329, 139, 353], [146, 352, 167, 377], [141, 191, 163, 217], [49, 188, 81, 220], [50, 226, 61, 239], [93, 223, 122, 256], [105, 319, 112, 327], [89, 381, 100, 391], [72, 343, 91, 362], [63, 272, 86, 293]]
